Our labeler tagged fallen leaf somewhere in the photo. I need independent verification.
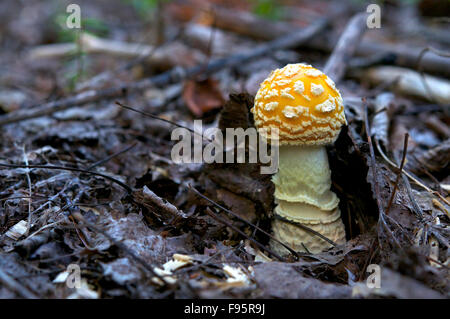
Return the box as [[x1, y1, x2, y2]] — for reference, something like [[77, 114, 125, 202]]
[[182, 78, 224, 117]]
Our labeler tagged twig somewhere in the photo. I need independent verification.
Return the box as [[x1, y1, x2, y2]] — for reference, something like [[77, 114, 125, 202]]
[[25, 220, 63, 242], [403, 170, 426, 222], [188, 185, 299, 259], [115, 101, 211, 142], [176, 245, 239, 275], [273, 214, 338, 247], [75, 33, 169, 92], [323, 12, 367, 82], [375, 140, 450, 206], [301, 243, 311, 254], [139, 185, 188, 224], [0, 267, 38, 299], [363, 66, 450, 104], [363, 99, 400, 248], [0, 195, 52, 203], [374, 139, 425, 223], [360, 238, 378, 281], [20, 186, 68, 242], [416, 46, 450, 108], [385, 133, 409, 214], [0, 163, 133, 194], [20, 145, 33, 236], [426, 256, 450, 269], [86, 142, 137, 170], [203, 207, 285, 262], [28, 33, 179, 61]]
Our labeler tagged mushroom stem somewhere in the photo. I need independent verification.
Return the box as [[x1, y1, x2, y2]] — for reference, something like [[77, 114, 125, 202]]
[[270, 145, 346, 254]]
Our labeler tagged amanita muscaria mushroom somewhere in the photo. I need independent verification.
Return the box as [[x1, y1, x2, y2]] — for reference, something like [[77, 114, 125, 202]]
[[251, 63, 347, 254]]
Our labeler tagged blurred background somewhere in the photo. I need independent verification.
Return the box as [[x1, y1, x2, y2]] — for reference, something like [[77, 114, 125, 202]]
[[0, 0, 448, 111]]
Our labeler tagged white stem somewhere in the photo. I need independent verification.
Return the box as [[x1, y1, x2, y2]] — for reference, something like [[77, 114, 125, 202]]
[[273, 145, 339, 212], [270, 145, 346, 254]]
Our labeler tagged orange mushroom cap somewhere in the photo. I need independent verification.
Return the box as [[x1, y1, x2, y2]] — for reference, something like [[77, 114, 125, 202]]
[[251, 63, 347, 146]]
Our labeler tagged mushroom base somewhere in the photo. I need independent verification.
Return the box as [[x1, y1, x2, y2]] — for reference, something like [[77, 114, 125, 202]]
[[269, 212, 346, 255]]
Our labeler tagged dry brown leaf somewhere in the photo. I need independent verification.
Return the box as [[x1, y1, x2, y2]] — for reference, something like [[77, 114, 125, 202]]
[[182, 78, 224, 117]]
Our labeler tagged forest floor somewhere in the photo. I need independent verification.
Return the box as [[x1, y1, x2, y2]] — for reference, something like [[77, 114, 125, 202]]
[[0, 0, 449, 298]]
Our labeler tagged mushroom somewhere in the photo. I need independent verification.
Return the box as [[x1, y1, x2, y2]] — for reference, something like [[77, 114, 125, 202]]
[[251, 63, 347, 254]]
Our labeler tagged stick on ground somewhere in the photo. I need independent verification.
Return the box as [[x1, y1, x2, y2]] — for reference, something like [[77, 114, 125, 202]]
[[324, 12, 367, 82]]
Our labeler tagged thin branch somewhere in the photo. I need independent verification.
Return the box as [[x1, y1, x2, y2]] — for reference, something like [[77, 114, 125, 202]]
[[188, 185, 299, 259], [323, 12, 367, 82], [375, 140, 450, 206], [138, 186, 188, 224], [115, 101, 211, 142], [385, 133, 409, 214], [363, 99, 401, 248], [0, 163, 133, 194], [20, 145, 33, 236], [86, 142, 137, 170], [0, 268, 38, 299], [203, 207, 285, 262], [416, 46, 450, 107], [273, 214, 338, 247]]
